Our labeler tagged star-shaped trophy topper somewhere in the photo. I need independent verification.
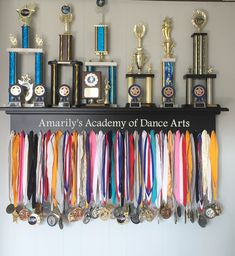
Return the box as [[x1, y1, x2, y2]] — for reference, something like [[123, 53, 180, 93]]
[[16, 3, 36, 26], [18, 74, 32, 87]]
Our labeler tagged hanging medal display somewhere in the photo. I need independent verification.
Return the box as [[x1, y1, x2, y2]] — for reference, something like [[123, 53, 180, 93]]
[[6, 129, 222, 228]]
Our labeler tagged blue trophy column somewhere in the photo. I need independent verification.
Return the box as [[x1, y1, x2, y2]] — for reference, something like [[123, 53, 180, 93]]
[[86, 66, 95, 72], [35, 53, 43, 85], [108, 66, 117, 105], [22, 25, 29, 48], [9, 52, 17, 101]]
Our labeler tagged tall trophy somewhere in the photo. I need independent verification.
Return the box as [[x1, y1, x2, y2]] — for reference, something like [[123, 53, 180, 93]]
[[82, 1, 117, 107], [7, 4, 46, 107], [126, 24, 155, 108], [183, 9, 217, 108], [161, 17, 177, 108], [48, 4, 83, 107]]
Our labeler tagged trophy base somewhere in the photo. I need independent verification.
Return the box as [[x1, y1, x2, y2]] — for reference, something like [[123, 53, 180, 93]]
[[161, 102, 178, 108], [58, 102, 70, 108], [34, 102, 45, 107], [8, 102, 21, 107], [129, 102, 141, 108], [194, 102, 206, 108]]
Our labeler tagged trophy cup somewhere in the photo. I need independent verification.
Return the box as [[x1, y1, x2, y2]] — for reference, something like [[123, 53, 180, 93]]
[[183, 9, 217, 108], [7, 4, 46, 107], [82, 1, 117, 107], [126, 24, 155, 108], [161, 17, 177, 108], [48, 4, 83, 107]]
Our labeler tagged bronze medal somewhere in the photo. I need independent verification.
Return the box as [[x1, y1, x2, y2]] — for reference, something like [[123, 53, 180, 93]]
[[160, 205, 172, 219], [15, 205, 24, 214], [35, 203, 43, 215], [19, 208, 31, 221]]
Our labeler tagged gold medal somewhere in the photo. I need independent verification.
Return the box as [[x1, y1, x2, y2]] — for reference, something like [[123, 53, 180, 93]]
[[67, 207, 84, 222]]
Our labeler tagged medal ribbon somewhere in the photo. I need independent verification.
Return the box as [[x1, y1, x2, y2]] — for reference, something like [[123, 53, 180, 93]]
[[51, 130, 63, 208], [12, 133, 20, 207], [150, 130, 157, 205], [71, 131, 78, 206], [18, 131, 25, 204], [129, 133, 134, 203], [210, 131, 218, 201], [174, 131, 181, 205]]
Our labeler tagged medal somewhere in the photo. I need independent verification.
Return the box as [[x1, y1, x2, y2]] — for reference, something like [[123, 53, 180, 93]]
[[91, 207, 100, 219], [160, 204, 172, 219], [189, 209, 195, 223], [83, 210, 92, 224], [204, 205, 216, 219], [47, 213, 59, 227], [59, 216, 64, 230], [6, 204, 15, 214], [177, 205, 182, 218], [198, 214, 207, 228], [19, 208, 31, 221], [28, 213, 41, 226], [67, 207, 84, 222]]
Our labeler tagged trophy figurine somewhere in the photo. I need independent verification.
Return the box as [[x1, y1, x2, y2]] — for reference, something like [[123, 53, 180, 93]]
[[82, 0, 117, 107], [126, 24, 155, 108], [48, 4, 83, 107], [161, 17, 177, 108], [7, 4, 46, 107], [183, 9, 217, 108]]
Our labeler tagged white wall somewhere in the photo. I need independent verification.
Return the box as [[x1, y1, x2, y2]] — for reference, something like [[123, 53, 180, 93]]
[[0, 0, 234, 256]]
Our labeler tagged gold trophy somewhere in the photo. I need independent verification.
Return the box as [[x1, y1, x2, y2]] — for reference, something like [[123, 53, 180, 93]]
[[161, 17, 177, 107], [126, 24, 155, 108]]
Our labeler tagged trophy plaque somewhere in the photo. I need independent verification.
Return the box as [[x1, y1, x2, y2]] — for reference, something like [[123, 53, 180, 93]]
[[7, 4, 46, 107], [183, 9, 217, 108], [82, 1, 117, 107], [161, 17, 177, 108], [126, 24, 155, 108], [48, 4, 83, 108]]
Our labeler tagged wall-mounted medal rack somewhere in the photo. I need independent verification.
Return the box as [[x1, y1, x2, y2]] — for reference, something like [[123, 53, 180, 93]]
[[0, 106, 229, 133]]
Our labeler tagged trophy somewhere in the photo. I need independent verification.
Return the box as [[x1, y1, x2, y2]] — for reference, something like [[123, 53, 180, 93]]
[[184, 9, 217, 108], [48, 4, 83, 107], [7, 4, 46, 107], [126, 24, 155, 108], [82, 1, 117, 107], [161, 17, 177, 108]]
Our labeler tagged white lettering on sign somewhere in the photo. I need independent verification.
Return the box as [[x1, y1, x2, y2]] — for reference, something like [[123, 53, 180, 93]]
[[38, 118, 191, 129]]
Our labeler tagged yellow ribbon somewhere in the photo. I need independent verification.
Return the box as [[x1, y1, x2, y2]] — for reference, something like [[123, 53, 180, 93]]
[[210, 131, 218, 201]]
